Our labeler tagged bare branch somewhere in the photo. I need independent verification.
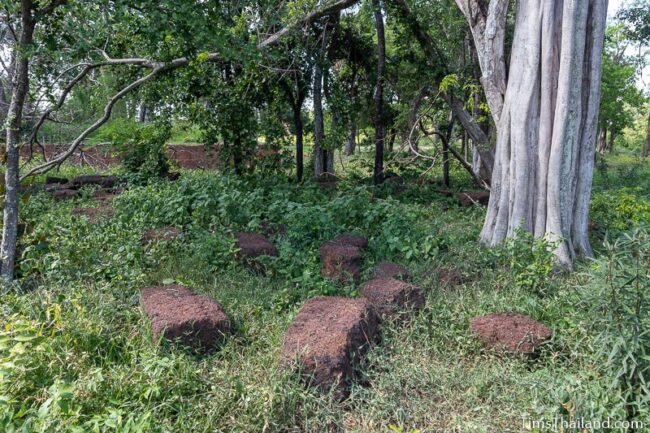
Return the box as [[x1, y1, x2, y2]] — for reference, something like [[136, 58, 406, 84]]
[[27, 64, 101, 148]]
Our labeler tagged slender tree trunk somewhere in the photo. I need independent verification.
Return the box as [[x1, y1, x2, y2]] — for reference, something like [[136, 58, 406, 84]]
[[325, 103, 335, 174], [372, 0, 386, 185], [472, 144, 482, 177], [597, 128, 607, 153], [313, 25, 330, 178], [387, 127, 396, 152], [293, 100, 304, 181], [641, 114, 650, 158], [344, 122, 357, 155], [457, 0, 607, 268], [1, 0, 34, 282], [0, 85, 6, 125], [462, 131, 468, 160], [405, 87, 428, 153], [442, 114, 455, 188], [608, 130, 615, 154], [137, 101, 148, 123], [326, 149, 335, 173], [0, 47, 17, 126], [233, 136, 243, 175], [313, 60, 325, 177]]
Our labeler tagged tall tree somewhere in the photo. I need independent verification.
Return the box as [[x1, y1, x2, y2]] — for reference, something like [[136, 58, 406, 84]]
[[372, 0, 386, 185], [1, 0, 36, 282], [456, 0, 608, 268], [597, 25, 646, 154], [617, 0, 650, 157], [313, 22, 330, 178]]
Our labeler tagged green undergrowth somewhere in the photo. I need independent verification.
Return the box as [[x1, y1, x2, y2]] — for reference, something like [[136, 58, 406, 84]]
[[1, 158, 649, 432]]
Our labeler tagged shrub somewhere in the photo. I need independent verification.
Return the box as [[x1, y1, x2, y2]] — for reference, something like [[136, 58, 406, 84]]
[[97, 118, 172, 182], [576, 228, 650, 425], [591, 187, 650, 232], [489, 230, 556, 294]]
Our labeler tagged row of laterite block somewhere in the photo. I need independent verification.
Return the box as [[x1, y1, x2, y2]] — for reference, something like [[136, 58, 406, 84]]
[[47, 177, 548, 398], [139, 230, 552, 399]]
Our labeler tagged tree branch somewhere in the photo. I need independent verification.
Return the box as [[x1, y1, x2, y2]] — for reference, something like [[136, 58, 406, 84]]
[[21, 67, 164, 179], [21, 0, 363, 179], [27, 63, 101, 148], [259, 0, 360, 47]]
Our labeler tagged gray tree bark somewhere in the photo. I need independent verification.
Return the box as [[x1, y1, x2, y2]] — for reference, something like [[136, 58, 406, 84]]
[[457, 0, 608, 268], [137, 101, 148, 123], [1, 0, 35, 282]]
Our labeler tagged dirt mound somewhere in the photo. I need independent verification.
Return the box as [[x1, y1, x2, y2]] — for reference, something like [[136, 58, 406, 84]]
[[360, 278, 425, 318], [141, 285, 230, 352], [372, 261, 411, 281], [142, 226, 182, 245], [71, 175, 118, 189], [320, 243, 363, 283], [234, 232, 278, 258], [457, 191, 490, 207], [470, 313, 552, 354], [71, 206, 116, 223], [281, 296, 379, 398]]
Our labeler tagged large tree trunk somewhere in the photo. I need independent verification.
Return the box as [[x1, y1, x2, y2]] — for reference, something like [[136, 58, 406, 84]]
[[372, 0, 386, 185], [1, 0, 34, 282], [457, 0, 607, 268], [641, 114, 650, 158]]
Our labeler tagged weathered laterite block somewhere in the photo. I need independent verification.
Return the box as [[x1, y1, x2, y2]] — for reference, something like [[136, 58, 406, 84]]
[[281, 296, 379, 398], [140, 285, 230, 352], [372, 261, 411, 281], [360, 277, 425, 318], [470, 313, 552, 354]]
